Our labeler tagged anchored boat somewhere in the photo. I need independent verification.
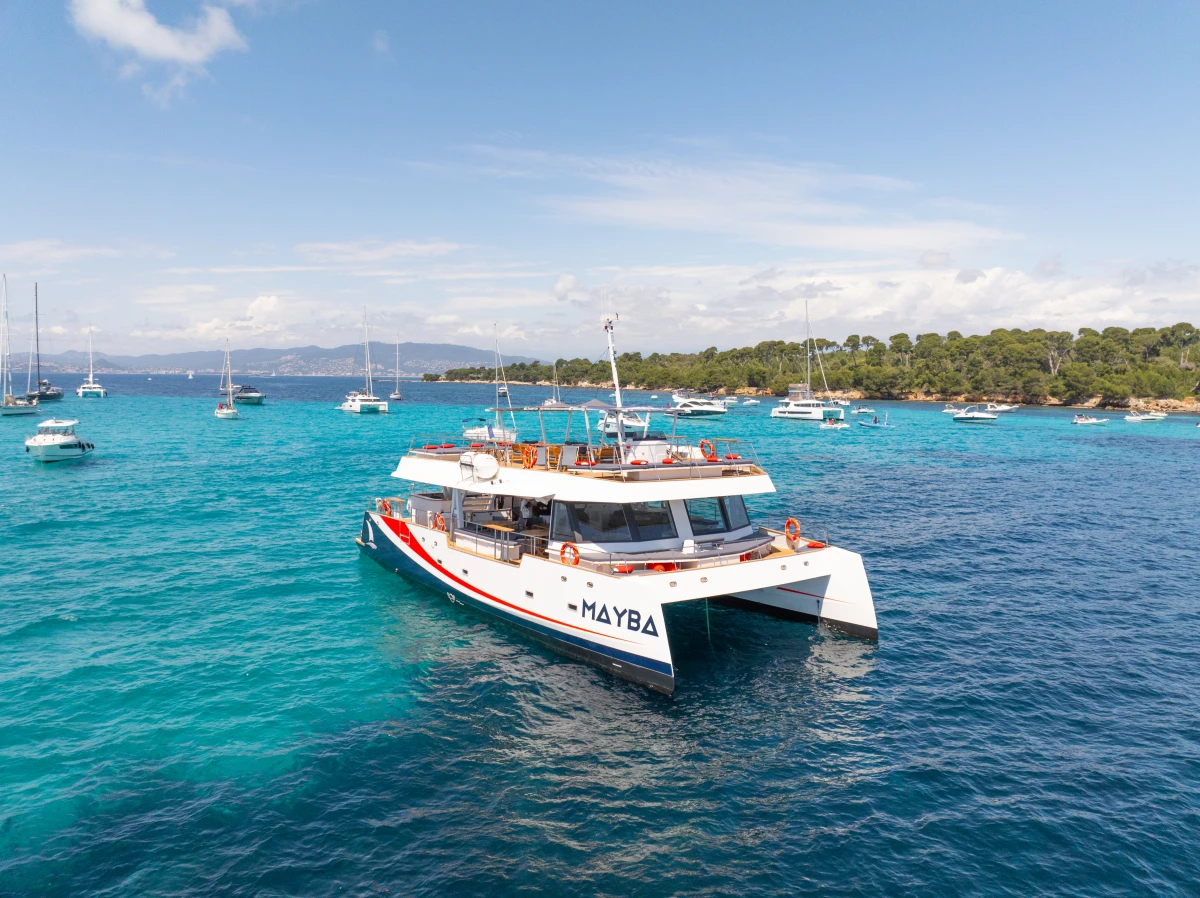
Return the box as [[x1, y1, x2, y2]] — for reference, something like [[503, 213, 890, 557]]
[[338, 309, 388, 414], [1, 276, 38, 416], [76, 325, 107, 398], [25, 419, 94, 461], [356, 317, 877, 694]]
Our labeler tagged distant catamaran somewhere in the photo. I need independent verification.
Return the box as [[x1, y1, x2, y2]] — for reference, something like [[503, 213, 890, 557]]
[[338, 309, 388, 413], [389, 337, 403, 402], [76, 325, 108, 398]]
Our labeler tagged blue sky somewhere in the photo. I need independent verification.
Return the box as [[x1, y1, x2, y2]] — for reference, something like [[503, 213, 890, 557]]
[[1, 1, 1198, 358]]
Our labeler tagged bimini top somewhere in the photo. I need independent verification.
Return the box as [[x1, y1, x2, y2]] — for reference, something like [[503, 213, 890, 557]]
[[37, 419, 79, 431], [393, 434, 775, 503]]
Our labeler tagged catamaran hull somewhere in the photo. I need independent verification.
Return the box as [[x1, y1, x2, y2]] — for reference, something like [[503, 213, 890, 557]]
[[357, 512, 676, 694], [356, 512, 878, 692]]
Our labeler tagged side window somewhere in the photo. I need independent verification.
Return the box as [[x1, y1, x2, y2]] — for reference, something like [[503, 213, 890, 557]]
[[629, 501, 677, 541], [550, 502, 574, 541], [685, 497, 727, 536], [723, 496, 751, 531], [571, 503, 632, 542]]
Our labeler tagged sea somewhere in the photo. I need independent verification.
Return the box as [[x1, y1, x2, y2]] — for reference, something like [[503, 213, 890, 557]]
[[2, 374, 1198, 897]]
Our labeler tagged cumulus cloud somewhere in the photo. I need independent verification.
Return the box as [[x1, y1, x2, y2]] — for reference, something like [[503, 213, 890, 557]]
[[70, 0, 247, 105], [552, 274, 579, 300], [918, 250, 953, 268], [955, 269, 986, 284], [1036, 255, 1064, 278]]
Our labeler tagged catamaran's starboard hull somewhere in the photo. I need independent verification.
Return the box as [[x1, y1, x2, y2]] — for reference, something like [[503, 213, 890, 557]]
[[357, 512, 676, 694]]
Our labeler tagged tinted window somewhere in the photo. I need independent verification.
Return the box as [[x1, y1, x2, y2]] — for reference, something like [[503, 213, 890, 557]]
[[550, 502, 574, 541], [685, 497, 727, 536], [629, 501, 677, 541], [571, 503, 632, 542], [724, 495, 751, 531]]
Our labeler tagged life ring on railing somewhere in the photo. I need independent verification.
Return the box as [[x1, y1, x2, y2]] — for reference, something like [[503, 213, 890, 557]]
[[522, 445, 536, 469], [612, 564, 634, 574], [699, 439, 717, 461], [630, 459, 648, 465], [469, 443, 485, 449], [379, 498, 393, 516], [724, 453, 741, 460], [560, 542, 580, 566], [807, 540, 825, 549], [661, 457, 676, 464], [785, 518, 801, 541], [422, 444, 439, 450], [432, 513, 446, 532]]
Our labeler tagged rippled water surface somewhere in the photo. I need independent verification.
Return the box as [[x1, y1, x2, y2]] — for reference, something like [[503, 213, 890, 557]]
[[2, 375, 1198, 896]]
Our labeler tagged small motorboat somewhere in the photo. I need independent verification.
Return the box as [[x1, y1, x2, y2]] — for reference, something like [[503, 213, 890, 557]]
[[25, 419, 94, 461], [831, 399, 850, 407], [953, 406, 998, 423], [819, 419, 849, 430], [851, 405, 875, 415], [742, 398, 761, 406], [1072, 414, 1108, 425], [232, 384, 264, 405], [1144, 410, 1168, 420], [859, 413, 892, 429], [1124, 412, 1159, 423], [985, 402, 1018, 412], [942, 404, 963, 414]]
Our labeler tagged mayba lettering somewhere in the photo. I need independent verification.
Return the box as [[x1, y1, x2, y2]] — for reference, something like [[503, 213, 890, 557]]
[[581, 601, 658, 637]]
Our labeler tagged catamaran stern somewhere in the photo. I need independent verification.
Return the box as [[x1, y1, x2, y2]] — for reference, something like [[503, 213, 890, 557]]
[[726, 546, 878, 640]]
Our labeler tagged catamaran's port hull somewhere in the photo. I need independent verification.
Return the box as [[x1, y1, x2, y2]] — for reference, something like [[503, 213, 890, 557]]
[[355, 512, 877, 693]]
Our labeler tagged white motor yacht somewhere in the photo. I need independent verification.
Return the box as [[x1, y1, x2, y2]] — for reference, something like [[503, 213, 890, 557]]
[[1073, 414, 1108, 425], [953, 405, 998, 423], [25, 419, 94, 461], [215, 340, 239, 419], [1124, 412, 1159, 423], [769, 302, 843, 422], [338, 310, 388, 414], [671, 393, 728, 416], [76, 326, 107, 397], [1144, 410, 1168, 420], [357, 317, 878, 694], [942, 404, 963, 414], [742, 398, 761, 406], [232, 384, 264, 405], [985, 402, 1018, 412], [851, 405, 875, 415]]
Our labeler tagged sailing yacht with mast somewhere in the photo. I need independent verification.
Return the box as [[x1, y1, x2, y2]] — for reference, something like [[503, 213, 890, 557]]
[[26, 284, 63, 402], [76, 326, 107, 397], [541, 362, 567, 408], [355, 314, 878, 694], [215, 340, 239, 419], [463, 336, 518, 441], [770, 301, 843, 422], [1, 276, 38, 416], [389, 338, 403, 402], [597, 315, 650, 437], [338, 309, 388, 413]]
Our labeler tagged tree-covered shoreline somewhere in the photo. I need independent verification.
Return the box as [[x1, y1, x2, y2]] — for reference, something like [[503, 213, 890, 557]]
[[424, 325, 1200, 406]]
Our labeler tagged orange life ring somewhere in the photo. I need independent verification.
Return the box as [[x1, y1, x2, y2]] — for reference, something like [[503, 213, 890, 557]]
[[661, 457, 676, 464], [724, 453, 741, 460], [699, 439, 717, 461], [806, 540, 825, 549], [380, 498, 393, 516], [630, 459, 647, 465], [785, 518, 801, 540], [432, 513, 446, 532], [522, 445, 536, 469], [560, 542, 580, 566], [649, 562, 678, 573], [612, 564, 634, 574]]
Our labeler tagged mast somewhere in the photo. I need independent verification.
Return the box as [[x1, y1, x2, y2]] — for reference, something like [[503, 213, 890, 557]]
[[362, 308, 373, 395], [87, 325, 94, 383], [805, 299, 811, 396], [224, 339, 235, 407], [34, 283, 40, 386], [394, 337, 400, 392], [1, 275, 8, 400], [605, 315, 623, 408]]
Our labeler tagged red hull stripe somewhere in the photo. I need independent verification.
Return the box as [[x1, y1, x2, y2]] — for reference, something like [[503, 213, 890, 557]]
[[776, 585, 850, 605], [377, 515, 639, 644]]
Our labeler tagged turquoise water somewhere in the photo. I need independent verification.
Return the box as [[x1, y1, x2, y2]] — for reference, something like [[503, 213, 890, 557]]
[[2, 375, 1198, 895]]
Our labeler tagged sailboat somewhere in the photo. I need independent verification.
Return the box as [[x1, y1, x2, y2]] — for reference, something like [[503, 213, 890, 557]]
[[215, 340, 239, 419], [463, 334, 517, 441], [26, 284, 63, 402], [770, 301, 843, 422], [389, 338, 403, 401], [338, 309, 388, 413], [541, 362, 567, 408], [76, 325, 107, 397], [1, 276, 38, 416]]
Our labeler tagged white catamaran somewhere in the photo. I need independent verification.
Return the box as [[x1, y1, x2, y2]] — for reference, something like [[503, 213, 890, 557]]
[[1, 276, 38, 416], [357, 317, 877, 694], [76, 325, 107, 397], [389, 338, 403, 402], [338, 310, 388, 414], [771, 301, 843, 422]]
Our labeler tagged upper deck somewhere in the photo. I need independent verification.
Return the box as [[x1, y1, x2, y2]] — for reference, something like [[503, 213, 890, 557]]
[[394, 433, 776, 502]]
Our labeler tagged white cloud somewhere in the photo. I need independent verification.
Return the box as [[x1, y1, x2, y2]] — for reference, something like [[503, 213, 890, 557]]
[[919, 250, 953, 268], [955, 269, 986, 284], [70, 0, 246, 65], [50, 326, 68, 335], [552, 274, 578, 300], [294, 239, 461, 264], [70, 0, 247, 105], [0, 239, 118, 267]]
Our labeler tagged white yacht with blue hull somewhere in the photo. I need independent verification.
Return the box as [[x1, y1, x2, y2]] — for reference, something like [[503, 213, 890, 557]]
[[356, 419, 877, 695]]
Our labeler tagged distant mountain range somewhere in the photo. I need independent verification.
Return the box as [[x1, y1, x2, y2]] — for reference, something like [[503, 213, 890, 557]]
[[28, 342, 539, 376]]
